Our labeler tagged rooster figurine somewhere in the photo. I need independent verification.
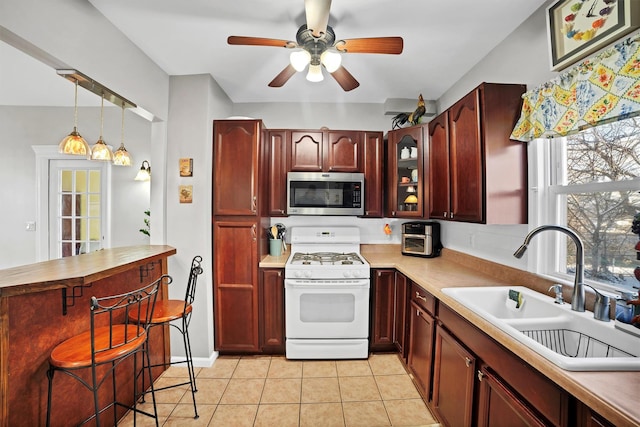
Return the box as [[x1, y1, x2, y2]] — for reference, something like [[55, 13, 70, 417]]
[[392, 94, 426, 129]]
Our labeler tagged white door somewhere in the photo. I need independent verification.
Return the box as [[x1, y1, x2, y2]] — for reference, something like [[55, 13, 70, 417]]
[[48, 159, 109, 259]]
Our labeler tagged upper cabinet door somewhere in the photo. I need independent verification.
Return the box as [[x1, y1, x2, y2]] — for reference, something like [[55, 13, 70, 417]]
[[449, 90, 483, 223], [213, 120, 262, 216], [386, 126, 424, 218], [290, 131, 324, 171], [267, 130, 289, 216], [362, 131, 384, 217], [428, 112, 450, 220], [325, 131, 361, 172]]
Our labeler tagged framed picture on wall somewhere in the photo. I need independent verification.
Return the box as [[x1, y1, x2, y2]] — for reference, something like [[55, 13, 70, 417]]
[[547, 0, 640, 71]]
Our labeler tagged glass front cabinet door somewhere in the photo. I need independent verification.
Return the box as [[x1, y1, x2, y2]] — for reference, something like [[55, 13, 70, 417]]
[[387, 126, 424, 218]]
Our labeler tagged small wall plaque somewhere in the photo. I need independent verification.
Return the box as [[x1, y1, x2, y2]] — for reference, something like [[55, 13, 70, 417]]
[[179, 185, 193, 203], [179, 158, 193, 177]]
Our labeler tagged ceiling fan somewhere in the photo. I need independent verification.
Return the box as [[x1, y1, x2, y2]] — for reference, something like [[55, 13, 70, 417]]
[[227, 0, 403, 91]]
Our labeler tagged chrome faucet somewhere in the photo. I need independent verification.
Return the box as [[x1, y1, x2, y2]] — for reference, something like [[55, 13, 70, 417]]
[[513, 225, 585, 313]]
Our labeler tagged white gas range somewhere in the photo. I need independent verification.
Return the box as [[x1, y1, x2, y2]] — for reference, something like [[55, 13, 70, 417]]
[[284, 226, 370, 359]]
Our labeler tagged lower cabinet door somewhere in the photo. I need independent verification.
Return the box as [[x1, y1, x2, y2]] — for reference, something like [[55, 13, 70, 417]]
[[260, 268, 285, 353], [407, 300, 435, 401], [477, 365, 548, 427], [432, 325, 476, 427]]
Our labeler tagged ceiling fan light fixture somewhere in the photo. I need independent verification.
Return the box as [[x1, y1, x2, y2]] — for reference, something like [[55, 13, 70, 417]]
[[321, 49, 341, 73], [290, 49, 311, 72], [306, 64, 324, 82]]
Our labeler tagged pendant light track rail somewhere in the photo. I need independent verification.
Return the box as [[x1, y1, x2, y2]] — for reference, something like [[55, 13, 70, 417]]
[[56, 69, 137, 110]]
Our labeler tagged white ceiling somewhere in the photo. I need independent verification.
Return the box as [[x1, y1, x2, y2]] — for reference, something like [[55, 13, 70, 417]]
[[1, 0, 548, 106]]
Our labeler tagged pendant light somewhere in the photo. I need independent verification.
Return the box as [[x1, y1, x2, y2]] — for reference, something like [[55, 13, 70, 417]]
[[112, 105, 132, 166], [58, 80, 91, 156], [135, 160, 151, 181], [90, 94, 114, 161]]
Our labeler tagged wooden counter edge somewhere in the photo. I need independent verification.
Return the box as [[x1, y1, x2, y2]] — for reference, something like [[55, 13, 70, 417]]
[[0, 245, 177, 297]]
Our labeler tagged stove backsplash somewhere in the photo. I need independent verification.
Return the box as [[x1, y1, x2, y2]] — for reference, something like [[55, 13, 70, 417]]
[[271, 216, 403, 245]]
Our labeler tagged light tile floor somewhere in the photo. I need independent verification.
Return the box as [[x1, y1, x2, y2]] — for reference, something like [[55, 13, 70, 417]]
[[120, 353, 440, 427]]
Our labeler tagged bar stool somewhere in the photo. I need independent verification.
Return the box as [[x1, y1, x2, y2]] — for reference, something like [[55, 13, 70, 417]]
[[46, 274, 171, 427], [130, 255, 203, 419]]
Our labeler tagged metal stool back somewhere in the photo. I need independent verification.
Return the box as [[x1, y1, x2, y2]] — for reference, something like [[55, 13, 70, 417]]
[[133, 255, 203, 418], [46, 274, 172, 426]]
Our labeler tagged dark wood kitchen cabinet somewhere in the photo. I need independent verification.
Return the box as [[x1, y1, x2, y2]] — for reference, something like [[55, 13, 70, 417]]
[[213, 221, 260, 352], [370, 269, 395, 351], [432, 324, 476, 427], [270, 128, 383, 217], [386, 125, 425, 218], [362, 131, 384, 217], [370, 269, 407, 353], [407, 283, 436, 401], [290, 129, 362, 172], [428, 82, 527, 224], [477, 365, 548, 427], [259, 268, 285, 354], [434, 303, 570, 427], [213, 119, 269, 354], [213, 119, 264, 216], [575, 402, 616, 427], [267, 129, 289, 216]]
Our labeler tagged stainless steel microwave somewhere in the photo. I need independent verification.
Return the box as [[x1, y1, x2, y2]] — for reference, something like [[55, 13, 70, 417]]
[[287, 172, 364, 216]]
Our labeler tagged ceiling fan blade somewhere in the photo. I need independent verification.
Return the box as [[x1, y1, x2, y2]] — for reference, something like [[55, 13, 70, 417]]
[[330, 66, 359, 92], [305, 0, 331, 37], [336, 37, 404, 54], [227, 36, 294, 48], [268, 64, 298, 88]]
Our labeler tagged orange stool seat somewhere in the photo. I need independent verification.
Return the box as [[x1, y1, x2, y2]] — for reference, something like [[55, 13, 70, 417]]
[[50, 325, 146, 369]]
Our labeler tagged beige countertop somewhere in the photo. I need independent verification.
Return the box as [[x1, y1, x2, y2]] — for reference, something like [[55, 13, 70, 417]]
[[260, 244, 640, 426]]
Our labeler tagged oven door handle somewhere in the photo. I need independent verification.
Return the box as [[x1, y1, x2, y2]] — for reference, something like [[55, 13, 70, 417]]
[[285, 280, 369, 289]]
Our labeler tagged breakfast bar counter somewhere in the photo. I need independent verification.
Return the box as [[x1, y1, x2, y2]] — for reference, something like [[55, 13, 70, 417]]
[[0, 245, 176, 427]]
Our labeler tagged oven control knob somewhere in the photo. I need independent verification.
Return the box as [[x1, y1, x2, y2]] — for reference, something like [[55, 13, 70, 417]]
[[352, 270, 361, 278], [343, 271, 352, 278], [294, 271, 302, 278], [304, 271, 312, 278]]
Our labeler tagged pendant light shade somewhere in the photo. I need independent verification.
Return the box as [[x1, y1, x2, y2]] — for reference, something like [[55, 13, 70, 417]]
[[135, 160, 151, 181], [59, 80, 90, 157], [112, 105, 132, 166], [90, 95, 114, 161], [306, 64, 324, 82]]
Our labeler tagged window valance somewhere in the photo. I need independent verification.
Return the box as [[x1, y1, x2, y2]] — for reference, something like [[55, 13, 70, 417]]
[[511, 33, 640, 142]]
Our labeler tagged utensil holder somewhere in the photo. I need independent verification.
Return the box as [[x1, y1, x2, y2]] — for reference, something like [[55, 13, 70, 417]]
[[269, 239, 283, 256]]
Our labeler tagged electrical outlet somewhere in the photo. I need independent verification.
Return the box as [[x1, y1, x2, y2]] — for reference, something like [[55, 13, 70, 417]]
[[26, 221, 36, 231]]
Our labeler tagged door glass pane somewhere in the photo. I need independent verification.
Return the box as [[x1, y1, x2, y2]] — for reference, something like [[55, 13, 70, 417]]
[[89, 170, 101, 193], [61, 170, 73, 192], [75, 170, 87, 193], [88, 194, 100, 217], [397, 135, 419, 212]]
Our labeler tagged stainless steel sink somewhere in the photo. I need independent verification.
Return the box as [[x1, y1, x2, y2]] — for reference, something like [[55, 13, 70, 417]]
[[441, 286, 640, 371]]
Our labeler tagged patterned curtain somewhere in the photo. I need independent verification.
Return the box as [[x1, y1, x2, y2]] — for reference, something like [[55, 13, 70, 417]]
[[511, 34, 640, 142]]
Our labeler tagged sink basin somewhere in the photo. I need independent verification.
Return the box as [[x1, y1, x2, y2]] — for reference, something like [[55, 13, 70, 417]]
[[441, 286, 640, 371]]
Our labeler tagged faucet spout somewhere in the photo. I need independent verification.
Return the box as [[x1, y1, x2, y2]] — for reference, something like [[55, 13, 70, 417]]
[[513, 225, 585, 312]]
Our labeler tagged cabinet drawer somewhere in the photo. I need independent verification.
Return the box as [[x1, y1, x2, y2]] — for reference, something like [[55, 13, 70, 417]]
[[411, 282, 436, 315]]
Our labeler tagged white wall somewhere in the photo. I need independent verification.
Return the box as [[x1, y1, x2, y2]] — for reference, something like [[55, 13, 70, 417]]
[[0, 106, 151, 269], [166, 74, 232, 364]]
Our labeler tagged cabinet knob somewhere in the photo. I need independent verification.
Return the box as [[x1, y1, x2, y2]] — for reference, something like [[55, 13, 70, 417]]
[[477, 370, 484, 382], [415, 292, 427, 302], [444, 212, 448, 218], [450, 212, 454, 219], [465, 357, 472, 368], [252, 196, 257, 212]]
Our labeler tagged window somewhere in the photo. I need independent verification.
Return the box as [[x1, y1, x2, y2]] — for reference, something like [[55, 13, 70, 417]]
[[547, 117, 640, 293]]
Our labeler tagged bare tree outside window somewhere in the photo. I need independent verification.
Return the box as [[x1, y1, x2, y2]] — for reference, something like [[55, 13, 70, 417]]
[[562, 117, 640, 291]]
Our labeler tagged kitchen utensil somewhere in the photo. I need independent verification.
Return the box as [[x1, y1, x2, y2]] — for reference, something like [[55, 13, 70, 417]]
[[271, 225, 278, 239]]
